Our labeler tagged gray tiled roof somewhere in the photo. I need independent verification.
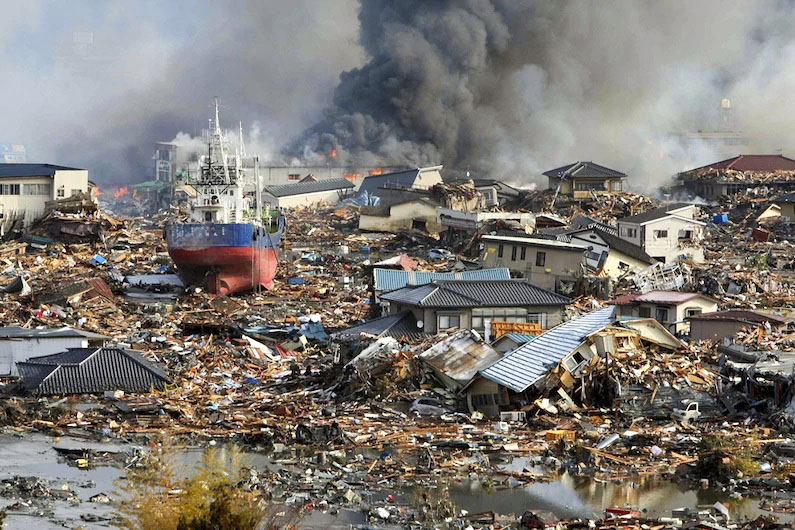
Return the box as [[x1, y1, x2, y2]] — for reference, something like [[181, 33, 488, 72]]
[[264, 178, 354, 198], [618, 203, 692, 224], [0, 163, 83, 178], [480, 306, 616, 392], [18, 347, 170, 395], [380, 279, 570, 308], [543, 162, 627, 179], [373, 267, 511, 293]]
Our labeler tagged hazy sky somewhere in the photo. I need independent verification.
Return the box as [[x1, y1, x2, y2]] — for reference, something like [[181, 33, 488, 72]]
[[4, 1, 795, 190]]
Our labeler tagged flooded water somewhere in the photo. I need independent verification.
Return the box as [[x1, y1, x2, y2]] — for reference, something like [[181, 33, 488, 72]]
[[0, 432, 791, 528]]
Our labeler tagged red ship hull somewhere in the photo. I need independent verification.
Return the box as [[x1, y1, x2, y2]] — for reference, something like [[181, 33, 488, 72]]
[[168, 246, 279, 295]]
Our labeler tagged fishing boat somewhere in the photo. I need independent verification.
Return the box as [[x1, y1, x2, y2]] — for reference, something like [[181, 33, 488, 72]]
[[164, 100, 284, 294]]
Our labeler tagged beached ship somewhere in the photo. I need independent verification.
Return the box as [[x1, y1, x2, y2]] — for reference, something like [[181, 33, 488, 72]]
[[164, 101, 283, 294]]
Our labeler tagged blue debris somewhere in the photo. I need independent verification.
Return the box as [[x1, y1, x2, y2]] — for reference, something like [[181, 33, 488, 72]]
[[91, 254, 107, 266], [713, 213, 728, 224], [288, 277, 305, 286]]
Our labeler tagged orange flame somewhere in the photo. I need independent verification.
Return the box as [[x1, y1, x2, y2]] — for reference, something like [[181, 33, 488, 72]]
[[113, 186, 129, 199], [368, 168, 383, 176], [343, 172, 362, 182], [93, 187, 102, 197], [330, 149, 337, 158]]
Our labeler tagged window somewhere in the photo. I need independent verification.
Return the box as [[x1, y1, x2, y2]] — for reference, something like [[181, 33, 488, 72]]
[[288, 173, 300, 181], [655, 307, 669, 323], [686, 308, 702, 317], [526, 313, 549, 328], [0, 184, 20, 195], [520, 246, 527, 260], [498, 244, 504, 258], [679, 230, 693, 240], [472, 393, 507, 406], [618, 261, 629, 271], [621, 226, 637, 238], [158, 149, 171, 161], [438, 314, 461, 330], [575, 182, 606, 191], [638, 307, 651, 318], [654, 230, 668, 239], [71, 189, 81, 197], [412, 219, 427, 232], [57, 186, 65, 198], [204, 211, 213, 222], [535, 251, 546, 267], [472, 308, 537, 329], [22, 184, 51, 195], [511, 245, 517, 261]]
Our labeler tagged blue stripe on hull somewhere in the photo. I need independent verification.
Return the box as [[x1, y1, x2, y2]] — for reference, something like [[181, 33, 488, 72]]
[[165, 222, 282, 250]]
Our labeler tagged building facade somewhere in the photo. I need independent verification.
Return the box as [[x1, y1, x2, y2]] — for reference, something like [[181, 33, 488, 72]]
[[616, 203, 705, 264], [0, 164, 89, 228], [544, 161, 627, 198]]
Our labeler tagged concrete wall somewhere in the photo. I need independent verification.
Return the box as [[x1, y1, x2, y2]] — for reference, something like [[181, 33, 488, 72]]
[[481, 241, 584, 292], [359, 200, 442, 234], [689, 319, 755, 341], [778, 202, 795, 219], [0, 169, 88, 226], [0, 336, 88, 376]]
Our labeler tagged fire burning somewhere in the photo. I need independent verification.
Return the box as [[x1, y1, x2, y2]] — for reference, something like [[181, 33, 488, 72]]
[[368, 168, 383, 176], [330, 148, 337, 158], [114, 186, 129, 199], [343, 172, 362, 182]]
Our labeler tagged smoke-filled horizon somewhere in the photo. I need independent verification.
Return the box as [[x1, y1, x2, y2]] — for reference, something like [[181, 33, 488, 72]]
[[3, 1, 795, 190]]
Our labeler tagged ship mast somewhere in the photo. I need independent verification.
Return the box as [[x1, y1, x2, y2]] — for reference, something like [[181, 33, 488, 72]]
[[213, 97, 231, 183]]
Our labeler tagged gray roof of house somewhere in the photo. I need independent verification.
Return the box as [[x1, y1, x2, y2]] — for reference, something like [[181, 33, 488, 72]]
[[357, 168, 420, 196], [0, 163, 83, 177], [264, 178, 354, 198], [568, 215, 618, 235], [543, 162, 627, 179], [0, 326, 108, 340], [566, 227, 656, 265], [380, 279, 570, 308], [480, 306, 616, 392], [618, 203, 693, 224], [17, 347, 170, 395], [332, 311, 428, 342], [373, 267, 511, 293], [775, 193, 795, 203]]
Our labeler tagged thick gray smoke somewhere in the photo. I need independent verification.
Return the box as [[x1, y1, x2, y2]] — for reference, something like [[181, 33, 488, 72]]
[[292, 0, 795, 190], [5, 1, 795, 190]]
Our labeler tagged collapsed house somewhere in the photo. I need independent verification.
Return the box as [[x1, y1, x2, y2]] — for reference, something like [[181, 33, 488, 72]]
[[687, 310, 791, 342], [262, 178, 355, 208], [0, 326, 108, 376], [613, 291, 719, 334], [678, 154, 795, 200], [564, 226, 657, 280], [616, 203, 705, 265], [17, 347, 170, 396]]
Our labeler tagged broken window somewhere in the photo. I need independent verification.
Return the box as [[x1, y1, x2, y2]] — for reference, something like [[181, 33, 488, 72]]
[[679, 229, 693, 240], [654, 230, 668, 239], [686, 308, 702, 317], [411, 219, 427, 232], [535, 251, 546, 267], [618, 262, 629, 270]]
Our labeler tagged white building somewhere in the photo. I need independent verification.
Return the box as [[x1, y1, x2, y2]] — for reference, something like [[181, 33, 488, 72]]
[[0, 164, 90, 227], [616, 203, 705, 264], [0, 326, 107, 376], [613, 291, 718, 334], [262, 178, 355, 208]]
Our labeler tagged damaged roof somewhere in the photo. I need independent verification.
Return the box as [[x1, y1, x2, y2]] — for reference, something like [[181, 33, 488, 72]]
[[418, 330, 502, 389], [613, 290, 717, 306], [685, 154, 795, 173], [617, 203, 695, 224], [357, 165, 441, 197], [686, 310, 790, 325], [373, 267, 510, 293], [565, 227, 656, 265], [0, 326, 107, 341], [543, 161, 627, 180], [264, 178, 354, 198], [332, 310, 427, 342], [480, 306, 616, 392], [380, 279, 570, 308], [17, 347, 170, 396]]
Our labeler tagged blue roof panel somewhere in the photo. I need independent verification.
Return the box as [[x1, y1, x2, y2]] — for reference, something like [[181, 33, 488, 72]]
[[374, 267, 511, 293], [480, 306, 616, 392]]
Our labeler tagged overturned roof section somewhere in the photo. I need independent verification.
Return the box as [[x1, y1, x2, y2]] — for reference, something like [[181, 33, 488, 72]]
[[332, 310, 427, 343], [0, 163, 83, 177], [373, 267, 510, 293], [543, 162, 627, 180], [613, 290, 717, 306], [480, 234, 589, 251], [357, 165, 442, 196], [264, 178, 354, 198], [617, 203, 695, 224], [17, 347, 170, 396], [380, 279, 570, 308], [686, 310, 790, 325], [480, 306, 616, 392], [685, 154, 795, 173], [0, 326, 107, 341], [419, 330, 502, 389], [566, 227, 656, 265]]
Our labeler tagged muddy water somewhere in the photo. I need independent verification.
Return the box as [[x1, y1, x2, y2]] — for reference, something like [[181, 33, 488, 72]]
[[0, 432, 792, 528]]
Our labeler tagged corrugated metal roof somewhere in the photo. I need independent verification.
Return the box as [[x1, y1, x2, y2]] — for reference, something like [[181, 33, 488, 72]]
[[418, 330, 502, 388], [264, 178, 354, 198], [373, 267, 510, 292], [496, 333, 537, 345], [357, 168, 420, 196], [0, 326, 108, 340], [18, 347, 170, 395], [380, 279, 571, 308], [480, 306, 616, 392], [480, 234, 589, 251]]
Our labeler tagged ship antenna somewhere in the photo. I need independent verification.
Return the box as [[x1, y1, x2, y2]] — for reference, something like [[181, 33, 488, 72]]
[[213, 97, 231, 183], [239, 121, 247, 159]]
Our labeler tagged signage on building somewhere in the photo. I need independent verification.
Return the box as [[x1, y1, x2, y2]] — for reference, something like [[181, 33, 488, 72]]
[[0, 144, 26, 163]]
